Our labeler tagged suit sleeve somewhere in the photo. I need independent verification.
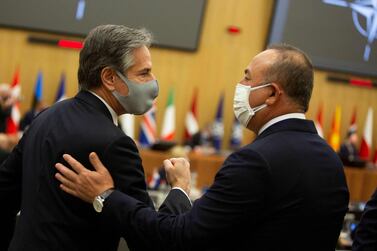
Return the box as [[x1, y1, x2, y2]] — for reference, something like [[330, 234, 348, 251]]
[[0, 135, 24, 250], [353, 189, 377, 250], [102, 135, 154, 208], [158, 189, 192, 215], [100, 136, 156, 251], [102, 148, 269, 251]]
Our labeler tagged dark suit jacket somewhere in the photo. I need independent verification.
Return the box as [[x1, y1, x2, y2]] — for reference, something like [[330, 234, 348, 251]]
[[353, 189, 377, 250], [101, 118, 350, 251], [0, 91, 190, 251], [19, 109, 37, 131]]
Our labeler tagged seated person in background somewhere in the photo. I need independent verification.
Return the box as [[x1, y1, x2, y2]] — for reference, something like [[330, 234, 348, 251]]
[[0, 83, 19, 162], [338, 128, 366, 167], [185, 123, 216, 154], [19, 100, 48, 132], [0, 83, 15, 133], [352, 188, 377, 250]]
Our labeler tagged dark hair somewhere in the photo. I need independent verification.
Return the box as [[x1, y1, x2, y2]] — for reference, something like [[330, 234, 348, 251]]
[[78, 25, 153, 90], [265, 43, 313, 112]]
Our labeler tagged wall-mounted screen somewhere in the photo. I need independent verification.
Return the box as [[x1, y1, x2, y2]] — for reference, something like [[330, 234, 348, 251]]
[[268, 0, 377, 77], [0, 0, 207, 51]]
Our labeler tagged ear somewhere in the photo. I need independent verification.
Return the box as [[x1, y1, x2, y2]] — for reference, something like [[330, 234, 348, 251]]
[[265, 83, 282, 106], [100, 67, 117, 92]]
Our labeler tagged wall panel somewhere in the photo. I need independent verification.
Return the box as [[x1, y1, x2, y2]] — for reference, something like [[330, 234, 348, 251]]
[[0, 0, 376, 153]]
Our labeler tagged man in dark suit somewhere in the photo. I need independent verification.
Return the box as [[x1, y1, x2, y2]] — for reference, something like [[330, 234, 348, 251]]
[[0, 25, 190, 251], [353, 189, 377, 250], [338, 127, 366, 167], [55, 44, 350, 250]]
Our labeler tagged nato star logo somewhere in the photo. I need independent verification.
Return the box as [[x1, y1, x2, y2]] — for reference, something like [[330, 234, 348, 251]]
[[323, 0, 377, 61]]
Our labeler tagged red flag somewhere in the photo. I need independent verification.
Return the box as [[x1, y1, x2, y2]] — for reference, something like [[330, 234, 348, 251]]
[[359, 108, 373, 160], [184, 88, 199, 141], [6, 69, 21, 134]]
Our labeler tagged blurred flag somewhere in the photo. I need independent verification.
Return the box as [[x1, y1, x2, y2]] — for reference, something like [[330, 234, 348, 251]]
[[6, 69, 21, 134], [119, 114, 135, 139], [147, 169, 161, 190], [328, 105, 341, 151], [212, 93, 224, 152], [139, 103, 157, 147], [359, 107, 373, 160], [314, 104, 324, 138], [32, 71, 43, 109], [55, 73, 67, 102], [184, 88, 199, 141], [161, 89, 175, 141], [349, 107, 357, 132], [229, 116, 243, 150]]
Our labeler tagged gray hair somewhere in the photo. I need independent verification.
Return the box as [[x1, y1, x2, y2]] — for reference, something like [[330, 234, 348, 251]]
[[78, 24, 153, 90]]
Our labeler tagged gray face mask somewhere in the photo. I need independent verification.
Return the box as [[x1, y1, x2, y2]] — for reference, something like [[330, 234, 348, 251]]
[[113, 71, 159, 115]]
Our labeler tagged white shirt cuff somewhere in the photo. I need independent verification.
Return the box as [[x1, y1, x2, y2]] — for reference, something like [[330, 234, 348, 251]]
[[172, 187, 192, 205]]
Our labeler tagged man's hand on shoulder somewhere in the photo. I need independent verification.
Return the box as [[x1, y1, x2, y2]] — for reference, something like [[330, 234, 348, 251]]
[[55, 152, 114, 203], [163, 158, 191, 196]]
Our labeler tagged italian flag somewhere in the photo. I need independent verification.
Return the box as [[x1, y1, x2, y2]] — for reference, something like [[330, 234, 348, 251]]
[[161, 89, 175, 141]]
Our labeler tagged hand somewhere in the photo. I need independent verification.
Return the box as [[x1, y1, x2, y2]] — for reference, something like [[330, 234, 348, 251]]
[[4, 95, 16, 108], [55, 152, 114, 203], [0, 133, 10, 150], [163, 158, 191, 195]]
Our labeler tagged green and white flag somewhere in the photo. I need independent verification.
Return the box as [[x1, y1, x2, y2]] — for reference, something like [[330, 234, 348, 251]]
[[161, 89, 175, 141]]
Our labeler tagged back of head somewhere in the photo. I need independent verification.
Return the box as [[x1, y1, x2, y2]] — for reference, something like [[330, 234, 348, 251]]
[[265, 44, 314, 112], [78, 24, 153, 90]]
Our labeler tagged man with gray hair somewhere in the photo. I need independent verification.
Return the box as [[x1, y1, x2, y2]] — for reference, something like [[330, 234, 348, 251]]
[[55, 44, 349, 250], [0, 24, 191, 251]]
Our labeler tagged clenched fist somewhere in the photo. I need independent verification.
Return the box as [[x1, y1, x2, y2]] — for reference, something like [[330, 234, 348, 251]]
[[163, 158, 191, 195]]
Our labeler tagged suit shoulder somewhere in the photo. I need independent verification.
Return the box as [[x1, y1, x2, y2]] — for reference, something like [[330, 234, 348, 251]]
[[223, 146, 270, 172]]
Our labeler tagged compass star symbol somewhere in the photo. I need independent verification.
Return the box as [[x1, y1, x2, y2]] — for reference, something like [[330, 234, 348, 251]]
[[323, 0, 377, 61]]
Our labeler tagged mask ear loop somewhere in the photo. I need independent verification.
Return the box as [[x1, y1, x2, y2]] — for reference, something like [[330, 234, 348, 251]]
[[248, 83, 271, 113], [252, 103, 268, 113], [249, 82, 272, 91], [115, 70, 132, 97]]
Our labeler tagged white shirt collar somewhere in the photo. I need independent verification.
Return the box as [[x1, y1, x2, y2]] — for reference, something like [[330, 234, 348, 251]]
[[89, 91, 118, 126], [258, 113, 306, 135]]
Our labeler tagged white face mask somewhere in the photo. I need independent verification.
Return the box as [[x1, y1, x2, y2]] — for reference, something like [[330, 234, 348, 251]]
[[233, 83, 271, 127]]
